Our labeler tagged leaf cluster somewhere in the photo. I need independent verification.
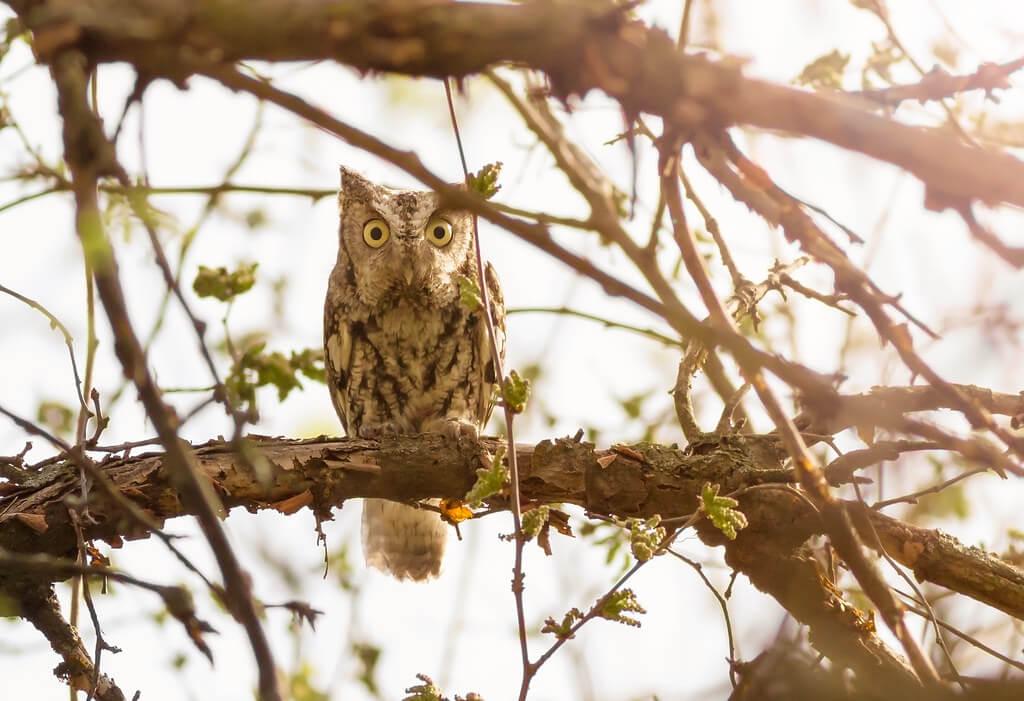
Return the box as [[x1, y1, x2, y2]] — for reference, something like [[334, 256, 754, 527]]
[[457, 275, 482, 311], [700, 483, 748, 540], [597, 588, 646, 628], [466, 162, 502, 200], [225, 344, 324, 420], [464, 446, 508, 507], [192, 263, 258, 302], [623, 515, 666, 562], [521, 504, 551, 540], [541, 607, 583, 641], [501, 370, 531, 414]]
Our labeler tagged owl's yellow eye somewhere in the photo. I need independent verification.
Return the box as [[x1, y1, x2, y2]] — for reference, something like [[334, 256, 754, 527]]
[[362, 219, 390, 248], [426, 218, 453, 247]]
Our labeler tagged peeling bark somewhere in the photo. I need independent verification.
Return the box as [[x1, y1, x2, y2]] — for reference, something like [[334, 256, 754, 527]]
[[4, 432, 1023, 688]]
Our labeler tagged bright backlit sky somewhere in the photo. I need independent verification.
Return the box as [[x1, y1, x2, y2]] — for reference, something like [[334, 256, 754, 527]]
[[2, 1, 1024, 699]]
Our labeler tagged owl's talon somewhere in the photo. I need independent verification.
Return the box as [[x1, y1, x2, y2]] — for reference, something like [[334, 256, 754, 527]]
[[357, 422, 402, 439], [431, 418, 479, 441]]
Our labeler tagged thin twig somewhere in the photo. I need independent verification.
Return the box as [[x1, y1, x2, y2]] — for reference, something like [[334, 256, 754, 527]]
[[851, 56, 1024, 107], [70, 510, 121, 701], [857, 0, 977, 144], [207, 66, 667, 325], [659, 134, 939, 685], [508, 306, 682, 348], [666, 549, 738, 688], [107, 104, 266, 411], [443, 77, 531, 698], [51, 50, 280, 700], [0, 577, 126, 701], [0, 186, 61, 213], [853, 482, 962, 688], [871, 466, 990, 510], [0, 283, 88, 412], [893, 587, 1024, 674], [677, 0, 696, 49], [678, 165, 746, 290]]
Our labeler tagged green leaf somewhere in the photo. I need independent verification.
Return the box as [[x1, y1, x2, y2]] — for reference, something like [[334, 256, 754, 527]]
[[795, 49, 850, 89], [244, 208, 267, 229], [36, 400, 74, 437], [579, 520, 631, 573], [352, 643, 381, 696], [625, 515, 665, 562], [466, 161, 502, 200], [619, 391, 649, 420], [290, 348, 326, 384], [521, 505, 550, 540], [464, 447, 507, 507], [501, 370, 531, 414], [254, 351, 302, 400], [457, 275, 482, 311], [192, 263, 257, 302], [224, 344, 324, 421], [700, 482, 748, 540], [541, 607, 583, 640], [862, 43, 903, 89], [284, 663, 329, 701], [403, 674, 443, 701], [597, 588, 646, 628]]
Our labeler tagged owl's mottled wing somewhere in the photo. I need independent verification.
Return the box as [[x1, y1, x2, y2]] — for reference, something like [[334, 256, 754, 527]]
[[479, 261, 506, 426], [323, 308, 353, 434]]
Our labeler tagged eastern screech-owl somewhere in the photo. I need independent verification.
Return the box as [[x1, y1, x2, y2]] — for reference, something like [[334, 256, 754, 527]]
[[324, 167, 505, 581]]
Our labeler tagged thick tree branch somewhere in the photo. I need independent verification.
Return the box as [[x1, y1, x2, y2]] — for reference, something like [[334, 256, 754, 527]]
[[1, 578, 127, 701], [9, 0, 1024, 209], [796, 384, 1024, 437], [3, 434, 1022, 627], [851, 506, 1024, 622]]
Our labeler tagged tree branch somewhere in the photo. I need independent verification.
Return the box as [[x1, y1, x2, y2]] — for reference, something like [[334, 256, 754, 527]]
[[0, 578, 127, 701], [48, 48, 280, 700], [11, 0, 1024, 208], [3, 433, 1022, 629]]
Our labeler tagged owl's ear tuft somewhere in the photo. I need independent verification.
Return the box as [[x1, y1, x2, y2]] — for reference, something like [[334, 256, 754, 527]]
[[339, 166, 373, 201]]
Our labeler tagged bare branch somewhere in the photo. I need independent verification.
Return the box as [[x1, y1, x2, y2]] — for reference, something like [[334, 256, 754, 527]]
[[49, 49, 280, 700], [0, 578, 127, 701], [12, 0, 1024, 207], [852, 57, 1024, 108]]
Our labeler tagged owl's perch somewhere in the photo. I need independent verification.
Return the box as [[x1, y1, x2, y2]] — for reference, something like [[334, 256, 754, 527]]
[[2, 433, 1022, 626]]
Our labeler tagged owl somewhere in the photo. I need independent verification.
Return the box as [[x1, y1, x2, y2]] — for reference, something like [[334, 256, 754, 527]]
[[324, 167, 506, 581]]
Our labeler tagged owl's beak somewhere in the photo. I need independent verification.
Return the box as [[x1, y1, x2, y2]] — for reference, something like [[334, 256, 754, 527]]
[[403, 269, 415, 286]]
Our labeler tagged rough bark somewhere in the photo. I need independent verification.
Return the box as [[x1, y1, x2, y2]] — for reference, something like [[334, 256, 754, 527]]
[[3, 432, 1023, 685], [6, 0, 1024, 208]]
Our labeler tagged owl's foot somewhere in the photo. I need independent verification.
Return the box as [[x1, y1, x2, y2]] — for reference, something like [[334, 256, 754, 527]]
[[356, 422, 403, 439], [426, 417, 479, 441]]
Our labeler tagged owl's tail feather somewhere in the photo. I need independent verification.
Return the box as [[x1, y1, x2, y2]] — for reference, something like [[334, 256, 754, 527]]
[[361, 498, 448, 581]]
